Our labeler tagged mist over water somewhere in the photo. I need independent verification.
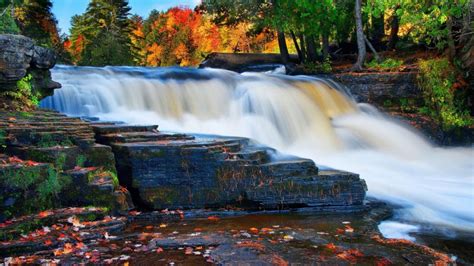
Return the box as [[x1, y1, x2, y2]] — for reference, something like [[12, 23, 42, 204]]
[[41, 65, 474, 234]]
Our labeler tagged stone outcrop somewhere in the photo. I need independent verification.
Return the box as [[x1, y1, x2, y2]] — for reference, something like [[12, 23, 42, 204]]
[[0, 34, 60, 95], [0, 110, 134, 221], [330, 72, 421, 105], [93, 123, 367, 211], [199, 52, 299, 72]]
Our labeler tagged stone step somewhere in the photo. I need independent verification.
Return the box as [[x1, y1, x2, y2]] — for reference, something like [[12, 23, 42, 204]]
[[92, 125, 159, 135], [100, 131, 194, 144], [259, 159, 319, 177], [0, 121, 90, 126], [227, 148, 270, 164], [6, 131, 95, 148]]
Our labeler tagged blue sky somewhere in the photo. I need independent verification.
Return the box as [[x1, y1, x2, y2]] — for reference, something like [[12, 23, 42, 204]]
[[52, 0, 200, 34]]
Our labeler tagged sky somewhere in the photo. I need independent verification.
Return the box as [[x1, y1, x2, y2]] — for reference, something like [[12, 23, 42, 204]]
[[52, 0, 200, 34]]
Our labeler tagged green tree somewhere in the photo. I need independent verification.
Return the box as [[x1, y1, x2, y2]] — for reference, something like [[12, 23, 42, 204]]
[[69, 0, 133, 66], [0, 1, 20, 34]]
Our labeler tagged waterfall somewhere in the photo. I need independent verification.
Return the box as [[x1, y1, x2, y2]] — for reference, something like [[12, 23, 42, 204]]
[[41, 65, 474, 233]]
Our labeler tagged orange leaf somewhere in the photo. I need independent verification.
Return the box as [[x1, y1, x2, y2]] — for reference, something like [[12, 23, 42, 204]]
[[38, 211, 53, 218], [207, 216, 220, 221]]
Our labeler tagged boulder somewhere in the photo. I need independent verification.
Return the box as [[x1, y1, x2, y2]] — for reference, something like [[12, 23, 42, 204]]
[[0, 34, 59, 96], [199, 52, 299, 72], [31, 45, 56, 69], [0, 34, 34, 86]]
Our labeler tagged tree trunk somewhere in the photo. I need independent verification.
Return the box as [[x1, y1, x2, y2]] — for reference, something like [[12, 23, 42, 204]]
[[277, 30, 290, 64], [446, 15, 456, 62], [364, 35, 381, 62], [352, 0, 366, 71], [290, 30, 303, 63], [10, 0, 14, 18], [387, 6, 400, 50], [306, 35, 318, 62], [322, 32, 329, 60], [371, 13, 384, 48], [299, 34, 306, 61]]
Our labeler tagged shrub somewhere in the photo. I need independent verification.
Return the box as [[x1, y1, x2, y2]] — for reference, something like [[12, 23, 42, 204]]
[[302, 58, 332, 74], [417, 58, 472, 130], [0, 7, 20, 34], [2, 74, 41, 109], [366, 58, 403, 71]]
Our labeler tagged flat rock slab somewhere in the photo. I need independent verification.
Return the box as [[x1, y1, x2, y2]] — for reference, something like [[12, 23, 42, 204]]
[[93, 124, 367, 211]]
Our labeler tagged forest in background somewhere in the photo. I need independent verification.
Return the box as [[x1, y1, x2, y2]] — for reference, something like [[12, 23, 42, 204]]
[[0, 0, 471, 69], [0, 0, 472, 130]]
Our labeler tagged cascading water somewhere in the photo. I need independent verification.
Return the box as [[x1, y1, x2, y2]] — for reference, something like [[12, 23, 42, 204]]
[[41, 65, 474, 235]]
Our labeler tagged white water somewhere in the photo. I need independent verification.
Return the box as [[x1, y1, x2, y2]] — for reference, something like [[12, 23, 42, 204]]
[[41, 65, 474, 234]]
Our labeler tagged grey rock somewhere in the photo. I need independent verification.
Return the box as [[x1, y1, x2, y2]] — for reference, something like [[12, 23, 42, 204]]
[[0, 34, 58, 96], [32, 46, 56, 69]]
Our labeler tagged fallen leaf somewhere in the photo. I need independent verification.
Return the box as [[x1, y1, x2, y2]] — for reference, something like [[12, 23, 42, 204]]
[[207, 216, 220, 221], [249, 227, 259, 234]]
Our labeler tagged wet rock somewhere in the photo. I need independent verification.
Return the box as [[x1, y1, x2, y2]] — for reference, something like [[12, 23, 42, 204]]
[[0, 110, 134, 218], [93, 124, 367, 211], [0, 162, 52, 220], [31, 46, 56, 69]]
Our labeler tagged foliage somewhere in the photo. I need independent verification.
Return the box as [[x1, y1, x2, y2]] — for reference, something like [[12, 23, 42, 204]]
[[2, 74, 40, 109], [36, 134, 74, 148], [75, 155, 87, 168], [302, 58, 332, 74], [0, 129, 6, 150], [14, 0, 60, 48], [417, 58, 472, 130], [67, 0, 133, 66], [366, 58, 403, 71], [0, 4, 20, 34]]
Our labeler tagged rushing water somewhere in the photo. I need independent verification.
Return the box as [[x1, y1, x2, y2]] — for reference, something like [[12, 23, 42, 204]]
[[41, 65, 474, 236]]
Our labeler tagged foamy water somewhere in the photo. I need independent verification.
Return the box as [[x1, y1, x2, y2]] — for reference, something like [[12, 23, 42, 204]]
[[41, 65, 474, 235]]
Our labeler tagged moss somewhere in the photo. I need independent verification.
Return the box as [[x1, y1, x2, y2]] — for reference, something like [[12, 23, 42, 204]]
[[87, 168, 119, 188], [36, 134, 74, 148], [75, 154, 87, 168], [1, 74, 41, 109], [145, 187, 180, 207], [0, 165, 68, 219], [84, 146, 117, 173], [366, 58, 403, 71], [0, 129, 7, 151]]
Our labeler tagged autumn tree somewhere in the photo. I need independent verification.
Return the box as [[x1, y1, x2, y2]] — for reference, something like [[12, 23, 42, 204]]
[[14, 0, 60, 47]]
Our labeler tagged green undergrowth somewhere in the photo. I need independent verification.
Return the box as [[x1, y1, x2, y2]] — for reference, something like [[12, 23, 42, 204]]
[[1, 74, 41, 110], [366, 58, 404, 71], [417, 58, 472, 130], [302, 58, 332, 74]]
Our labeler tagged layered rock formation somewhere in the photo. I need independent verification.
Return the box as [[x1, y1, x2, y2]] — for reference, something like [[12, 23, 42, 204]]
[[331, 72, 421, 105], [0, 110, 134, 221], [92, 123, 367, 211], [0, 34, 60, 95], [199, 53, 299, 72]]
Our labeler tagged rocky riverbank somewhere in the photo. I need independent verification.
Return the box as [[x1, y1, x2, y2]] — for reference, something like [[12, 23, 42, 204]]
[[0, 109, 467, 264], [1, 199, 458, 265]]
